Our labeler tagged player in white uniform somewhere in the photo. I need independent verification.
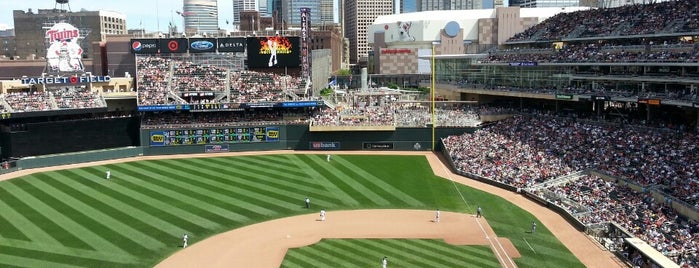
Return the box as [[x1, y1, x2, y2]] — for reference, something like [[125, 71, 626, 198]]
[[320, 209, 326, 221], [182, 233, 188, 248], [326, 154, 331, 162], [435, 209, 440, 223], [382, 256, 388, 268], [106, 170, 111, 180]]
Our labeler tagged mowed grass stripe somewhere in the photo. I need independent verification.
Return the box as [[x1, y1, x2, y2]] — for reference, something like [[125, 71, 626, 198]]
[[354, 239, 435, 267], [64, 169, 210, 235], [0, 196, 43, 242], [332, 157, 424, 206], [216, 156, 328, 194], [2, 181, 127, 255], [163, 158, 302, 213], [230, 156, 324, 188], [285, 155, 359, 206], [303, 155, 391, 206], [25, 175, 166, 250], [121, 161, 254, 221], [99, 165, 224, 229], [382, 239, 464, 267], [190, 157, 337, 209], [0, 238, 138, 264], [314, 239, 377, 265], [280, 253, 315, 268], [0, 187, 90, 250], [46, 171, 184, 242], [311, 240, 369, 264], [0, 253, 83, 268], [149, 159, 287, 214], [411, 239, 484, 260], [283, 247, 338, 267], [11, 179, 153, 256]]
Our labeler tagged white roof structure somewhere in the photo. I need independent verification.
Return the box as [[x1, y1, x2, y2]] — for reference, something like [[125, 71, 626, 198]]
[[368, 7, 590, 45]]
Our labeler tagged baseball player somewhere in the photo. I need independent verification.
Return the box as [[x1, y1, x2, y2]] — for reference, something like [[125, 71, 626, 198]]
[[326, 154, 331, 162], [435, 209, 440, 223], [320, 209, 326, 221], [477, 206, 482, 218], [382, 256, 388, 268], [106, 170, 111, 180], [182, 233, 188, 248], [531, 221, 537, 233], [305, 197, 310, 209]]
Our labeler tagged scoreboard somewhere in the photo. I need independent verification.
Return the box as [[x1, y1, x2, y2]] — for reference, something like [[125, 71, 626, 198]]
[[150, 126, 279, 146]]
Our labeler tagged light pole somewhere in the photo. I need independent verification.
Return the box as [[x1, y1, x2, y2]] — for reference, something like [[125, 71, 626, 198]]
[[431, 41, 440, 151]]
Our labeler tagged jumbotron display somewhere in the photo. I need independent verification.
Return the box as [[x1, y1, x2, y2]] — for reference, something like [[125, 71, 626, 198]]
[[149, 127, 280, 146], [246, 36, 301, 68]]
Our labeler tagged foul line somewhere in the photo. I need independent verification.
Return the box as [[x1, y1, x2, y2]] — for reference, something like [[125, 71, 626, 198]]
[[523, 237, 536, 254], [436, 154, 517, 268]]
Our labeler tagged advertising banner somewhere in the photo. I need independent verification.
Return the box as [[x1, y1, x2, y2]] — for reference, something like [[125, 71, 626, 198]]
[[131, 39, 159, 54], [265, 127, 280, 142], [363, 142, 394, 150], [188, 38, 217, 53], [159, 38, 188, 53], [247, 36, 300, 68], [150, 131, 167, 146], [217, 37, 246, 52], [205, 144, 229, 153], [310, 142, 340, 150]]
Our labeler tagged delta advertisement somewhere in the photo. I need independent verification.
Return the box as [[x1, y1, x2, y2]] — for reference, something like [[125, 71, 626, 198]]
[[246, 36, 300, 68]]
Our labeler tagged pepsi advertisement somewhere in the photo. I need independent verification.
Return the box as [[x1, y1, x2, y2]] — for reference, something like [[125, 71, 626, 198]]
[[246, 36, 300, 68], [131, 39, 159, 54], [159, 38, 188, 53], [188, 38, 217, 53]]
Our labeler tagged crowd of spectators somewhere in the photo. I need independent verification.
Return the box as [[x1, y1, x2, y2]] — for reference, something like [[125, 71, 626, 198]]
[[1, 88, 104, 113], [536, 174, 698, 267], [508, 1, 699, 42], [136, 56, 303, 105], [140, 109, 314, 129], [483, 42, 699, 64], [229, 71, 302, 103], [443, 115, 699, 204], [442, 114, 699, 266]]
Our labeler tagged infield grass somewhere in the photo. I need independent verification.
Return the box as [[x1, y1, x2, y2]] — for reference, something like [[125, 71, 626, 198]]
[[0, 154, 583, 267]]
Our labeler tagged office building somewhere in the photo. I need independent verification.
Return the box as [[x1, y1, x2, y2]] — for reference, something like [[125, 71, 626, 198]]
[[344, 0, 394, 63], [233, 0, 258, 29], [402, 0, 418, 13], [184, 0, 219, 35], [13, 8, 126, 60]]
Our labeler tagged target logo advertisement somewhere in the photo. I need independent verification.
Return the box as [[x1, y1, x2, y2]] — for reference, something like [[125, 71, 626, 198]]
[[158, 38, 188, 53]]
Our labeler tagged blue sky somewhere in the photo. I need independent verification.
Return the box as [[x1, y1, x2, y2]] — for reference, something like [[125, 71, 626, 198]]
[[0, 0, 235, 32]]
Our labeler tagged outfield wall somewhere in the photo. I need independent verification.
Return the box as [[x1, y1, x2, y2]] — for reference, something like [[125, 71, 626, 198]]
[[139, 125, 475, 155]]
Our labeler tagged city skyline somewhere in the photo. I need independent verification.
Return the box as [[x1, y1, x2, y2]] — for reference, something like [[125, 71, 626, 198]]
[[0, 0, 235, 33]]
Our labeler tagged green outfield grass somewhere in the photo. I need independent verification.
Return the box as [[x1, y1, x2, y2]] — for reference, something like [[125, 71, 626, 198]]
[[281, 239, 501, 267], [0, 154, 583, 267]]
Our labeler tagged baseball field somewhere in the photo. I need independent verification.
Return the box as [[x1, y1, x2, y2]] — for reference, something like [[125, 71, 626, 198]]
[[0, 151, 619, 267]]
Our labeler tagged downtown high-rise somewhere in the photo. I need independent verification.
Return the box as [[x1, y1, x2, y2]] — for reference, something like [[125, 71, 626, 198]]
[[183, 0, 219, 34], [344, 0, 394, 63]]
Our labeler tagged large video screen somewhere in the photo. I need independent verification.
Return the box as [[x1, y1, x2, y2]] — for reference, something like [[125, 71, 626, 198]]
[[246, 36, 300, 68], [149, 127, 280, 146]]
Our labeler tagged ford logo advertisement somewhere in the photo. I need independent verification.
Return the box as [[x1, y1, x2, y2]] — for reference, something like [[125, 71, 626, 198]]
[[188, 38, 216, 53]]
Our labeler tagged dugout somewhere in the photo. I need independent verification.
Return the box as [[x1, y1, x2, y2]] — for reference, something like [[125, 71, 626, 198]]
[[622, 237, 680, 268]]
